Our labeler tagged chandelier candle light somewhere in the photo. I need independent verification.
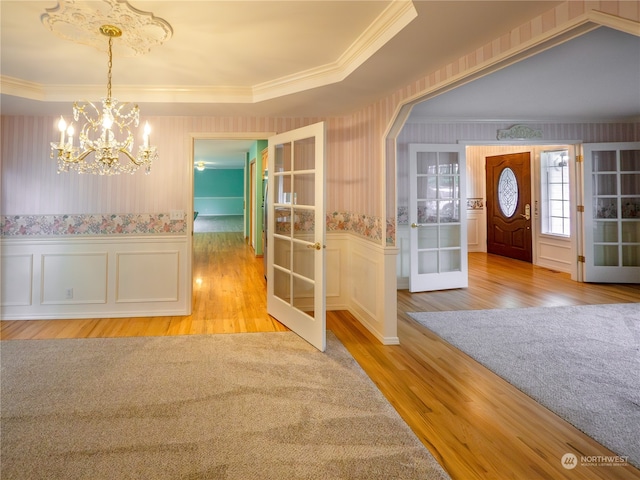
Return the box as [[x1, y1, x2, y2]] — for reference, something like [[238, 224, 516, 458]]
[[51, 25, 157, 175]]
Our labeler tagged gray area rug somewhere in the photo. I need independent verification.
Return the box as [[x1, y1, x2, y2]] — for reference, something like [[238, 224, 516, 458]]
[[409, 303, 640, 468], [0, 331, 449, 480]]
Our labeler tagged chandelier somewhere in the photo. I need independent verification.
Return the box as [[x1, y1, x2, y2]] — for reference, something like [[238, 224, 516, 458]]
[[50, 25, 157, 175]]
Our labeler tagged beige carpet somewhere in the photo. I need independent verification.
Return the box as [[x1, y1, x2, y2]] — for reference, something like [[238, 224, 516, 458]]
[[1, 331, 449, 480]]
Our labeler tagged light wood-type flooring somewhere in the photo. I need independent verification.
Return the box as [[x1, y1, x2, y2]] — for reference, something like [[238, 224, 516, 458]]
[[2, 232, 639, 480]]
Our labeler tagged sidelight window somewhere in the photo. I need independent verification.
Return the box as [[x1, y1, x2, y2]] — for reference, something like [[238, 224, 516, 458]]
[[541, 150, 570, 236]]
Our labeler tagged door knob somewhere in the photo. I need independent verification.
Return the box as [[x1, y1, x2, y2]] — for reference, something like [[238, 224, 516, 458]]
[[306, 242, 324, 250], [520, 204, 531, 221]]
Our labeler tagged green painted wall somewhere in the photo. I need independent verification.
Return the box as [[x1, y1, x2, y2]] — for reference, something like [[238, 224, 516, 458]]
[[194, 169, 244, 215], [248, 140, 268, 255]]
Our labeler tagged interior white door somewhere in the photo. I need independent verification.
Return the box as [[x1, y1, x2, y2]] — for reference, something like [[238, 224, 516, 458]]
[[409, 143, 467, 292], [267, 122, 326, 351], [582, 142, 640, 283]]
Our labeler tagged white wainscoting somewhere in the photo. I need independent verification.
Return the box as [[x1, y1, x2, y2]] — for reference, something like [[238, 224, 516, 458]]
[[467, 209, 486, 253], [327, 232, 399, 345], [2, 232, 398, 344], [535, 235, 573, 274], [396, 224, 410, 290], [1, 236, 190, 320]]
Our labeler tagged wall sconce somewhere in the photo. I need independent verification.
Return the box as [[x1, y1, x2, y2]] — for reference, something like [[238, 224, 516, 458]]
[[196, 161, 205, 171]]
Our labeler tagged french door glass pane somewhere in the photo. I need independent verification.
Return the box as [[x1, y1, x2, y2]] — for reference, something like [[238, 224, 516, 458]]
[[593, 221, 618, 242], [275, 174, 292, 204], [417, 152, 438, 174], [418, 250, 438, 274], [293, 207, 314, 239], [273, 237, 291, 269], [293, 137, 315, 171], [273, 269, 290, 302], [595, 199, 617, 219], [593, 151, 616, 171], [622, 246, 640, 266], [418, 227, 437, 249], [620, 149, 640, 170], [292, 242, 315, 280], [293, 173, 314, 206], [622, 221, 640, 242], [594, 245, 619, 266], [440, 199, 460, 222], [417, 176, 438, 199], [416, 200, 437, 224], [440, 250, 461, 272], [274, 143, 292, 172], [593, 174, 617, 195], [440, 225, 461, 248], [439, 175, 458, 198], [292, 276, 314, 316], [274, 206, 291, 235]]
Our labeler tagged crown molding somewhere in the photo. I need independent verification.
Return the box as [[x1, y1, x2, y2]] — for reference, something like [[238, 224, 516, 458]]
[[0, 76, 45, 100], [2, 1, 417, 107], [0, 76, 255, 104], [253, 0, 418, 102]]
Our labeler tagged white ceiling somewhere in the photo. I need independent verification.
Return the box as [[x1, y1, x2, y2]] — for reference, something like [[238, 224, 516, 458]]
[[1, 1, 639, 168], [408, 26, 640, 123], [2, 0, 566, 117], [194, 139, 256, 169]]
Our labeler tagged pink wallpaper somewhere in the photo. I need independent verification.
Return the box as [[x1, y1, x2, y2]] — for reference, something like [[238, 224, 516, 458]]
[[1, 1, 638, 246]]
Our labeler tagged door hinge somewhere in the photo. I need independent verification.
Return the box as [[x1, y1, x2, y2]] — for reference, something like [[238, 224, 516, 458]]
[[577, 205, 585, 213], [576, 155, 584, 163], [578, 255, 586, 263]]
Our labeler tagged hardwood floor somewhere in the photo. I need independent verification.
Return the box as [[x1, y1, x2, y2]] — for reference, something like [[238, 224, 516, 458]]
[[2, 232, 639, 480]]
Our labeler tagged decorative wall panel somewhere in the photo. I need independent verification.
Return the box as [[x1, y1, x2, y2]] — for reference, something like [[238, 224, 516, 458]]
[[0, 236, 189, 320], [116, 251, 179, 302], [41, 252, 107, 304], [1, 254, 33, 306]]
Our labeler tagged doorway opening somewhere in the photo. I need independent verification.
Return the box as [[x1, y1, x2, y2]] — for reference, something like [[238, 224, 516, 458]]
[[187, 132, 273, 322]]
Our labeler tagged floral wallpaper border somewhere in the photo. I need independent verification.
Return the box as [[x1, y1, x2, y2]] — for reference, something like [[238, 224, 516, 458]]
[[1, 214, 187, 236], [1, 212, 385, 242], [327, 211, 383, 242]]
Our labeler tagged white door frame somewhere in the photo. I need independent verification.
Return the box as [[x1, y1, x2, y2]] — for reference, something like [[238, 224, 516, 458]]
[[187, 132, 276, 315]]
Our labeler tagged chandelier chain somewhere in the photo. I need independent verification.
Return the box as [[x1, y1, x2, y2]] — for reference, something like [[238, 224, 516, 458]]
[[107, 36, 113, 100]]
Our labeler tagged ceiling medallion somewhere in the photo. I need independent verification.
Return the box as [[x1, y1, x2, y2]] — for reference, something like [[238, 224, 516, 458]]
[[41, 0, 173, 56]]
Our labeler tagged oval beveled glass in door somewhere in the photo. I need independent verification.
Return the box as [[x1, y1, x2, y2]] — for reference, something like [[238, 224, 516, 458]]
[[498, 167, 518, 218]]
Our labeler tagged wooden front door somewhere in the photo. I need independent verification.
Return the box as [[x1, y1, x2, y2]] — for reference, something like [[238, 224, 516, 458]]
[[486, 152, 532, 262]]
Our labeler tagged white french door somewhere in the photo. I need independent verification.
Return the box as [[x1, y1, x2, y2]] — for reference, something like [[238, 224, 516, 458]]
[[267, 122, 326, 351], [582, 142, 640, 283], [409, 144, 467, 292]]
